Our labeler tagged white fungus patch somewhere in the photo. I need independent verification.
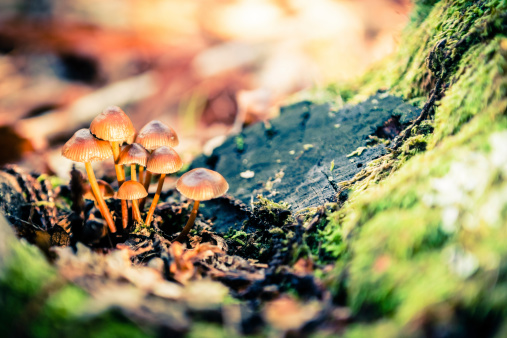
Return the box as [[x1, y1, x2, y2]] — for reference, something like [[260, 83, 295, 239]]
[[240, 170, 255, 179]]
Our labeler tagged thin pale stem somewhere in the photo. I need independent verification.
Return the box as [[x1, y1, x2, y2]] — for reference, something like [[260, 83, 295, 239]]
[[111, 141, 125, 182], [145, 173, 165, 226], [85, 162, 116, 233], [129, 164, 142, 220], [139, 150, 152, 210], [138, 166, 144, 183], [131, 164, 137, 181], [139, 171, 152, 210], [173, 200, 200, 243], [132, 199, 142, 222], [111, 141, 128, 229]]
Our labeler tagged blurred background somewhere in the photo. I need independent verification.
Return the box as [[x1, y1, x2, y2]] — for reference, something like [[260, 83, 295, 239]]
[[0, 0, 412, 178]]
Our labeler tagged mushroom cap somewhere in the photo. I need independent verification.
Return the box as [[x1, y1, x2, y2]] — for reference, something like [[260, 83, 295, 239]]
[[90, 106, 136, 142], [146, 146, 183, 174], [176, 168, 228, 201], [118, 143, 150, 167], [83, 180, 115, 201], [125, 132, 137, 145], [135, 120, 179, 150], [117, 181, 148, 200], [62, 129, 113, 163]]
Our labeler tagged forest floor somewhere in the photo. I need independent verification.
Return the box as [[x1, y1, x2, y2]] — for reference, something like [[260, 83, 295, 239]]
[[0, 91, 419, 336], [2, 0, 507, 337]]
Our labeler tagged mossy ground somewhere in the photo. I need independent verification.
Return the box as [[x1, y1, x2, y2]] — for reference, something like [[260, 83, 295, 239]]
[[0, 225, 153, 338], [315, 0, 507, 336]]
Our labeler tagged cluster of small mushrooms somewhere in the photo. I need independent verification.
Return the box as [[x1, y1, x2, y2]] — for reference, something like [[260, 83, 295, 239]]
[[62, 106, 229, 242]]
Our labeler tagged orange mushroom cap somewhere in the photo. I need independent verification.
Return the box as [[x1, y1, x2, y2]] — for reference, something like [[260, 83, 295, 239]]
[[62, 129, 113, 162], [135, 120, 179, 150], [118, 143, 150, 167], [176, 168, 228, 201], [125, 132, 137, 145], [117, 181, 148, 200], [146, 146, 183, 174], [90, 106, 136, 142], [83, 180, 115, 201]]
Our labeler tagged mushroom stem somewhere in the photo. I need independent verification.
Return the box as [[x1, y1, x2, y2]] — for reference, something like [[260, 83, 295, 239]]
[[140, 171, 152, 210], [138, 166, 144, 183], [129, 164, 141, 221], [132, 199, 142, 222], [145, 173, 165, 226], [111, 141, 126, 182], [131, 164, 137, 181], [85, 162, 117, 233], [174, 200, 200, 243], [111, 141, 129, 230]]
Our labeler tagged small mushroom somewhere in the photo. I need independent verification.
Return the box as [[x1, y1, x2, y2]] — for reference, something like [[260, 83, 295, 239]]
[[118, 143, 150, 221], [62, 129, 116, 233], [118, 143, 150, 182], [117, 181, 148, 223], [90, 106, 136, 229], [126, 132, 137, 145], [174, 168, 228, 242], [135, 120, 179, 209], [83, 179, 115, 202], [135, 120, 179, 150], [145, 146, 183, 226]]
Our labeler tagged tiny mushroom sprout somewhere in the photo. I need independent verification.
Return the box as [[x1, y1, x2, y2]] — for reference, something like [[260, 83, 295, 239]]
[[90, 106, 136, 229], [117, 181, 148, 223], [118, 143, 150, 182], [62, 128, 117, 233], [174, 168, 229, 243], [135, 120, 179, 208], [83, 179, 115, 203], [118, 143, 150, 221], [145, 146, 183, 226]]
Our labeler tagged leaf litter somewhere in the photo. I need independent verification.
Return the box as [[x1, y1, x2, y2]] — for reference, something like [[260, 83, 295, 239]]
[[0, 164, 346, 335]]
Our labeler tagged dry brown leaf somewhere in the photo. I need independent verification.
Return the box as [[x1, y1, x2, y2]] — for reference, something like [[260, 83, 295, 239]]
[[293, 257, 314, 276], [169, 242, 223, 284], [264, 296, 321, 331]]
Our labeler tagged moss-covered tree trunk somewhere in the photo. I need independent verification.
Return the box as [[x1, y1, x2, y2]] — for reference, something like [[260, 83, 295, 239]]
[[1, 0, 506, 336], [321, 0, 507, 336]]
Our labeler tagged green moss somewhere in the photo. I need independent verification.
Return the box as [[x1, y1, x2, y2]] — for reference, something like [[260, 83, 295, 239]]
[[188, 322, 242, 338], [333, 126, 507, 330], [0, 225, 152, 337], [235, 135, 245, 153], [398, 134, 429, 162], [311, 1, 507, 335], [331, 0, 507, 106], [431, 37, 507, 145], [224, 229, 249, 246], [31, 310, 153, 338], [223, 196, 298, 262], [246, 195, 294, 228], [343, 320, 401, 338]]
